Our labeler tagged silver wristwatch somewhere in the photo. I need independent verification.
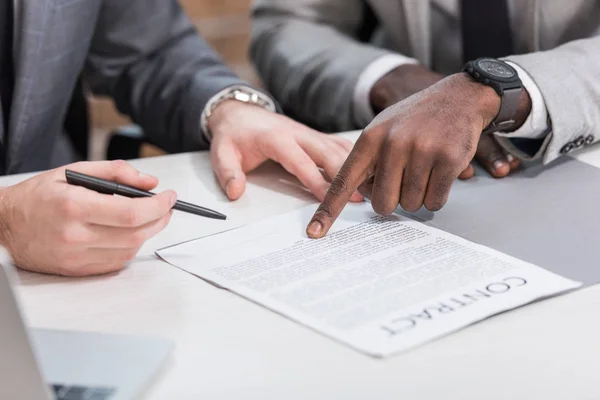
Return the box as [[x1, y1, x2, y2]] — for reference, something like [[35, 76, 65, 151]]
[[201, 85, 277, 142]]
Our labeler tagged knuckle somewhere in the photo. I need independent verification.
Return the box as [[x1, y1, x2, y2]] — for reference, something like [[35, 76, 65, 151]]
[[441, 148, 465, 166], [295, 158, 317, 172], [359, 129, 382, 152], [327, 145, 346, 161], [110, 159, 129, 170], [332, 136, 352, 147], [413, 140, 437, 156], [57, 226, 82, 245], [127, 231, 147, 248], [327, 175, 350, 198], [60, 198, 83, 219], [121, 207, 141, 227], [110, 159, 130, 176], [314, 204, 334, 221], [383, 134, 403, 150]]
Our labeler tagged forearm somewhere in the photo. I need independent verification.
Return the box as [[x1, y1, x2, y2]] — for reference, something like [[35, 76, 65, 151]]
[[369, 64, 443, 113], [85, 0, 244, 153], [120, 33, 244, 153], [251, 11, 390, 132], [370, 64, 532, 118], [501, 36, 600, 163]]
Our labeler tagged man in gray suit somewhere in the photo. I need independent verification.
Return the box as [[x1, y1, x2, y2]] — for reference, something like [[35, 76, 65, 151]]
[[0, 0, 361, 276], [251, 0, 600, 238]]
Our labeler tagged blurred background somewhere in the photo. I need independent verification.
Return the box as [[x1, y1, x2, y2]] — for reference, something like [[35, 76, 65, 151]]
[[89, 0, 257, 160]]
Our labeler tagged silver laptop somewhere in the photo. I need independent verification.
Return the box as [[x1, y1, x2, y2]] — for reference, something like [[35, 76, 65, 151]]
[[0, 264, 173, 400]]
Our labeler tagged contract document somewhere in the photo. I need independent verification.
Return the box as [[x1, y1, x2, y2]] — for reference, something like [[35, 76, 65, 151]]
[[157, 203, 581, 357]]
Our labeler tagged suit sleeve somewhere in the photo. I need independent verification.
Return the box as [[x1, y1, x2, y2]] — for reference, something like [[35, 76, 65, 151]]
[[83, 0, 245, 153], [500, 35, 600, 164], [251, 0, 393, 132]]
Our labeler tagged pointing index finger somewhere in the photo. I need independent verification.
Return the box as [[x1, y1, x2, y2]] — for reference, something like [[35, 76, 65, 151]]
[[306, 134, 377, 238]]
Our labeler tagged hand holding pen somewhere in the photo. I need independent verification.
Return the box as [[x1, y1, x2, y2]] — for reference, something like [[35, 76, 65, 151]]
[[0, 160, 224, 277], [65, 170, 226, 220]]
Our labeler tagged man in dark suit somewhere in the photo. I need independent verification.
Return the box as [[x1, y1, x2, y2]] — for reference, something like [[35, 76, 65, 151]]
[[0, 0, 360, 276]]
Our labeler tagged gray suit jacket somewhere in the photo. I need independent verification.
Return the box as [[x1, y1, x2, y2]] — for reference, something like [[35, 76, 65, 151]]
[[251, 0, 600, 164], [1, 0, 244, 174]]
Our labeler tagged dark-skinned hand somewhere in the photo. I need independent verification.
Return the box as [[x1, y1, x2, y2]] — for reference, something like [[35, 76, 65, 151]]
[[307, 72, 532, 239], [371, 64, 523, 178]]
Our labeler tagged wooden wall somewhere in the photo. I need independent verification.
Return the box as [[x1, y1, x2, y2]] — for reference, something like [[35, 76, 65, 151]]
[[90, 0, 257, 131]]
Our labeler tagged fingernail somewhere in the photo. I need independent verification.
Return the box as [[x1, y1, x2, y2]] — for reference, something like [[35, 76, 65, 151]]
[[506, 154, 515, 163], [493, 160, 506, 171], [170, 192, 178, 206], [307, 220, 323, 237]]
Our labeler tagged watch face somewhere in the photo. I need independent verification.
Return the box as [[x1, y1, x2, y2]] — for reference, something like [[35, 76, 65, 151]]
[[477, 59, 515, 79]]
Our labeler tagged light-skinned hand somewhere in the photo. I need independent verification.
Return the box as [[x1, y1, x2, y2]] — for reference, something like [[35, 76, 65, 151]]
[[0, 160, 176, 276], [208, 100, 364, 203]]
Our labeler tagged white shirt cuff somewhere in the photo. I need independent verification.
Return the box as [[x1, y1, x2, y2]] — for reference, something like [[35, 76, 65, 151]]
[[495, 62, 550, 140], [352, 54, 419, 128]]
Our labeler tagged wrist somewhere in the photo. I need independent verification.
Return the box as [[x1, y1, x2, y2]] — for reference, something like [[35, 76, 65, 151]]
[[207, 100, 241, 138], [454, 72, 503, 129], [370, 64, 443, 113], [456, 71, 532, 133], [203, 86, 276, 142], [208, 100, 266, 140], [513, 88, 532, 130]]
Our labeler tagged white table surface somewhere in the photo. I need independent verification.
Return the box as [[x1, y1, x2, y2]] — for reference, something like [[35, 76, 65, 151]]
[[6, 132, 600, 400]]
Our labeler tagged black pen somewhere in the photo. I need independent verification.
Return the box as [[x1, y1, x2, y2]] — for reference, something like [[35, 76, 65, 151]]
[[65, 169, 227, 220]]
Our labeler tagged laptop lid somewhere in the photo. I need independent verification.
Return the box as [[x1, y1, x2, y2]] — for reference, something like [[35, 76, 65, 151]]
[[0, 264, 52, 400]]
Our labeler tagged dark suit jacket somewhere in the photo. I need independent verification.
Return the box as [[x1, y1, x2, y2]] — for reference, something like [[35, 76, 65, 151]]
[[1, 0, 243, 174]]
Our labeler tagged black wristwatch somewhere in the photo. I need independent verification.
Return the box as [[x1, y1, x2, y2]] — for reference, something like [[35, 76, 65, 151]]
[[462, 58, 523, 135]]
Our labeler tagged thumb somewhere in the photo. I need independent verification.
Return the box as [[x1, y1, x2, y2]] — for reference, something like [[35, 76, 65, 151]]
[[211, 139, 247, 201], [475, 135, 511, 178], [62, 160, 159, 191]]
